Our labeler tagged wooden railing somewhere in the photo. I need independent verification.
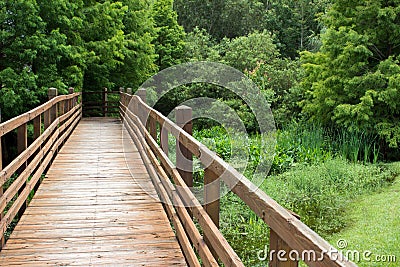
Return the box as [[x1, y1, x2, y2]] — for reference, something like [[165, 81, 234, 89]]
[[0, 88, 81, 248], [82, 87, 121, 117], [119, 88, 357, 267]]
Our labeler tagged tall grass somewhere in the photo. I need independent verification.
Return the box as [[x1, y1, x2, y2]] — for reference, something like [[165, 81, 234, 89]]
[[219, 159, 396, 266], [191, 122, 393, 266]]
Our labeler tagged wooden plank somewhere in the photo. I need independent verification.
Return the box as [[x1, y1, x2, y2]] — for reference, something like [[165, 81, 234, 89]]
[[17, 123, 27, 217], [204, 168, 220, 260], [33, 115, 41, 140], [123, 112, 219, 267], [0, 93, 79, 137], [131, 97, 357, 267], [122, 108, 243, 266], [175, 106, 193, 188], [161, 124, 169, 156], [0, 118, 186, 267], [270, 229, 299, 267]]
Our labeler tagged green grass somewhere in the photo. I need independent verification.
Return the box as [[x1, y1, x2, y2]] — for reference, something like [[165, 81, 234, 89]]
[[217, 159, 397, 266], [328, 162, 400, 267], [180, 123, 397, 266]]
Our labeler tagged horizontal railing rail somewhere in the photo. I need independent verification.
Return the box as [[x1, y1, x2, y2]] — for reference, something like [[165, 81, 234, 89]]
[[82, 88, 121, 117], [119, 88, 357, 267], [0, 88, 82, 248]]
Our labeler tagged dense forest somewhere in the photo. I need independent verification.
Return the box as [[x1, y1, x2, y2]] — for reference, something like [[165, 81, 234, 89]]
[[1, 1, 400, 265], [1, 0, 399, 150]]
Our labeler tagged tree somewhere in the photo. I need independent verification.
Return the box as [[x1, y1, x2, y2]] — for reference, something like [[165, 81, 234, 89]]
[[222, 30, 279, 72], [262, 0, 330, 58], [0, 0, 65, 120], [173, 0, 265, 40], [152, 0, 185, 70], [301, 0, 400, 147], [111, 0, 157, 89]]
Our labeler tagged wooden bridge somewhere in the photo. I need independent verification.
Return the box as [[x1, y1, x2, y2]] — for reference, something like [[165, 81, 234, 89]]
[[0, 88, 357, 266]]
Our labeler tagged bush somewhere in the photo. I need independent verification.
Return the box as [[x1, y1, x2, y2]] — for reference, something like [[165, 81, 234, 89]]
[[261, 158, 395, 235]]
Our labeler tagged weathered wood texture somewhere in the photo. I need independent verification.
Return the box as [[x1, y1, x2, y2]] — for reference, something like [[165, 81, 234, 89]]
[[0, 118, 186, 266], [122, 93, 357, 267]]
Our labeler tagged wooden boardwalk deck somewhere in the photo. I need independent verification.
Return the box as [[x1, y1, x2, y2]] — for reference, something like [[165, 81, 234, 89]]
[[0, 118, 186, 266]]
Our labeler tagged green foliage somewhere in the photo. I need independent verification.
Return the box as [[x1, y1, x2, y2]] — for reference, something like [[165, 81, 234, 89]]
[[174, 0, 265, 40], [329, 166, 400, 267], [263, 159, 395, 235], [218, 158, 398, 265], [152, 0, 186, 70], [183, 27, 220, 61], [262, 0, 330, 58], [174, 0, 330, 57], [220, 192, 269, 266], [301, 0, 400, 147], [245, 59, 304, 127], [222, 30, 279, 72], [1, 0, 158, 121]]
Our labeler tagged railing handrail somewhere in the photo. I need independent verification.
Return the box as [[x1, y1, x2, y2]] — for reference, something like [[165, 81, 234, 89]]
[[0, 89, 82, 248], [0, 93, 80, 138], [119, 90, 357, 267]]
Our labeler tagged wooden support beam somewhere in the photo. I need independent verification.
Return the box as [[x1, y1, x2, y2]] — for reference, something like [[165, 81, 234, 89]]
[[149, 118, 157, 141], [136, 88, 145, 100], [68, 87, 75, 110], [204, 168, 220, 260], [160, 125, 169, 156], [136, 89, 146, 125], [269, 212, 301, 267], [17, 123, 27, 219], [175, 106, 193, 188], [33, 115, 41, 140], [103, 87, 108, 117], [48, 88, 58, 124]]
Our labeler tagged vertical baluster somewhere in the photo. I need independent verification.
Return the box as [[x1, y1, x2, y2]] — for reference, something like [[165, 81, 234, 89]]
[[68, 87, 75, 112], [160, 125, 169, 156], [175, 106, 193, 188], [48, 88, 58, 123], [17, 122, 27, 219], [204, 168, 220, 260], [33, 114, 42, 193], [136, 88, 146, 125], [103, 87, 108, 117], [269, 212, 300, 267]]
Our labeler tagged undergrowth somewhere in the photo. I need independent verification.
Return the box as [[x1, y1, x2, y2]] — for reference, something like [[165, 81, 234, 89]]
[[192, 122, 397, 266]]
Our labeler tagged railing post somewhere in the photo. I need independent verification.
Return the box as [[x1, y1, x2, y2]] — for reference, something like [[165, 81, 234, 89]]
[[33, 112, 42, 194], [136, 88, 146, 125], [175, 106, 193, 188], [45, 88, 58, 129], [161, 126, 169, 156], [204, 168, 220, 259], [204, 168, 220, 226], [103, 87, 108, 117], [17, 122, 27, 219], [33, 115, 41, 141], [68, 87, 74, 111], [269, 212, 300, 267], [119, 87, 124, 120]]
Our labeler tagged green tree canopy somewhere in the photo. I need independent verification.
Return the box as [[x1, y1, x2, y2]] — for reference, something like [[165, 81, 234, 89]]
[[0, 0, 158, 120], [301, 0, 400, 147], [152, 0, 185, 70]]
